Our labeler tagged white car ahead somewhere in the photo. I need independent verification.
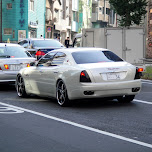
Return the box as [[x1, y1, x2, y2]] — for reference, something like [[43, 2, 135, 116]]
[[16, 48, 141, 106]]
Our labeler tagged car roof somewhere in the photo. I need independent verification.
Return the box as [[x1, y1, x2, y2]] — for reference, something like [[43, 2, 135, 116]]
[[0, 43, 21, 47], [19, 38, 57, 41], [74, 33, 82, 38], [51, 47, 109, 54]]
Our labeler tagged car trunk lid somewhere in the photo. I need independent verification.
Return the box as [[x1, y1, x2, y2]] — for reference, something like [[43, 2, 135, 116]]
[[0, 58, 35, 71], [78, 62, 136, 82]]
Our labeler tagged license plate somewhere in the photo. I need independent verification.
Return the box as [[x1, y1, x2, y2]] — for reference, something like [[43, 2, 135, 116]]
[[10, 64, 26, 71], [107, 73, 120, 80]]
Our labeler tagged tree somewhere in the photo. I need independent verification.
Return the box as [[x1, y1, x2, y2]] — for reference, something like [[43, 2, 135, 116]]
[[109, 0, 148, 27]]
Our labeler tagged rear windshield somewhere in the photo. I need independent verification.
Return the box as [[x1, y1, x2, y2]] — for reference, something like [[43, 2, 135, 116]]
[[0, 46, 29, 58], [32, 40, 64, 48], [72, 50, 123, 64]]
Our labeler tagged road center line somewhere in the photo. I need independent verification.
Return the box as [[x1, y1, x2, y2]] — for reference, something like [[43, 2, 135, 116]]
[[0, 101, 152, 149]]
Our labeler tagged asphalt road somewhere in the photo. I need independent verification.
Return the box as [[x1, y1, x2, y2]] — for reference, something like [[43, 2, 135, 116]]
[[0, 80, 152, 152]]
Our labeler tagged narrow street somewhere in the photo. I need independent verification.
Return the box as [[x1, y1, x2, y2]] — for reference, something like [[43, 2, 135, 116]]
[[0, 80, 152, 152]]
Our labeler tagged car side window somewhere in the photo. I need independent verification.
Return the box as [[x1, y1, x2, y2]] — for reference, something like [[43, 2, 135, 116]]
[[51, 52, 66, 66], [103, 51, 123, 62], [22, 40, 28, 48], [18, 40, 28, 48], [18, 41, 23, 45], [37, 52, 57, 66]]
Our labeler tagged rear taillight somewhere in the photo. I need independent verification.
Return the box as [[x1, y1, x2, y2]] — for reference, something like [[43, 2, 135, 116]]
[[138, 68, 143, 72], [80, 70, 91, 82], [4, 64, 9, 70], [27, 63, 30, 67], [135, 68, 142, 79]]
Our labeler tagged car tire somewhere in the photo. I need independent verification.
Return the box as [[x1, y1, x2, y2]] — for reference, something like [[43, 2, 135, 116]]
[[117, 95, 135, 103], [56, 80, 70, 106], [16, 74, 27, 97]]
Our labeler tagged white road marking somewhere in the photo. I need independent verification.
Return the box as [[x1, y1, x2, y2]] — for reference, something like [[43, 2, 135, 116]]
[[142, 79, 152, 85], [0, 106, 24, 114], [142, 82, 152, 85], [134, 99, 152, 105], [141, 79, 152, 82], [0, 102, 152, 149]]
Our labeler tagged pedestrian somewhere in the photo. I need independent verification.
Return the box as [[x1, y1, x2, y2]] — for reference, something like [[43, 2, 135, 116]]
[[55, 36, 60, 42], [65, 37, 69, 48]]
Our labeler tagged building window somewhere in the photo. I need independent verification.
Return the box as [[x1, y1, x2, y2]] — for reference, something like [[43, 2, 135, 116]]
[[13, 30, 15, 38], [99, 7, 102, 12], [29, 29, 36, 38], [54, 9, 59, 22], [106, 8, 110, 15], [4, 28, 12, 35], [103, 7, 104, 14], [7, 3, 12, 9], [73, 11, 78, 22], [30, 0, 34, 11], [92, 4, 97, 13]]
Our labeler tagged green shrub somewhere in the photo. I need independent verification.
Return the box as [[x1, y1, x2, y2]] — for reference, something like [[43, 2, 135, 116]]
[[142, 66, 152, 80]]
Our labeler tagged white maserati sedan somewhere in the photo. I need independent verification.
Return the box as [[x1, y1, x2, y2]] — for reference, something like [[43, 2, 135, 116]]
[[16, 48, 141, 106]]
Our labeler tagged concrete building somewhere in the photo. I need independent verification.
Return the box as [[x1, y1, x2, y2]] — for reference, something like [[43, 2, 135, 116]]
[[45, 0, 54, 39], [77, 0, 116, 34], [52, 0, 72, 44], [78, 0, 92, 33], [0, 0, 45, 43], [90, 0, 116, 28], [71, 0, 79, 39]]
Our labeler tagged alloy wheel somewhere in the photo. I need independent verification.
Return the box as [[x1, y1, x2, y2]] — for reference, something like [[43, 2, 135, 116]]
[[16, 75, 27, 97], [56, 80, 69, 106]]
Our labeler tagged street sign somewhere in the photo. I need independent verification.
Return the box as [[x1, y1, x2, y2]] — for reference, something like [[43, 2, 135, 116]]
[[47, 27, 51, 32]]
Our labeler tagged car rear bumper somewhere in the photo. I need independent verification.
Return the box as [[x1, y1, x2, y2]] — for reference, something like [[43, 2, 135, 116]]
[[0, 71, 17, 83], [68, 79, 141, 100]]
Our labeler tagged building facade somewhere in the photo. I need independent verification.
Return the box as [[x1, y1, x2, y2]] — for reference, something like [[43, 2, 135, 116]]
[[28, 0, 45, 39], [49, 0, 72, 44], [45, 0, 54, 39], [90, 0, 116, 28], [78, 0, 116, 34], [0, 0, 45, 43], [71, 0, 79, 38]]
